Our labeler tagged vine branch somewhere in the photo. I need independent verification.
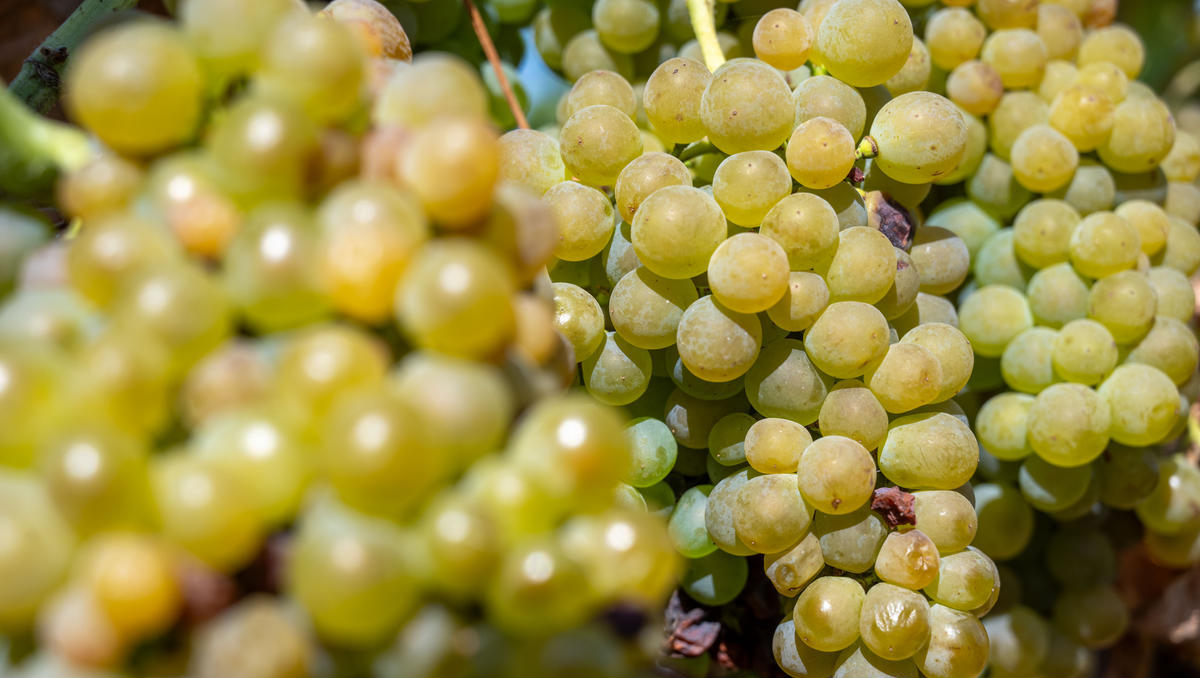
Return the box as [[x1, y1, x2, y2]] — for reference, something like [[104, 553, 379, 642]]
[[463, 0, 528, 130]]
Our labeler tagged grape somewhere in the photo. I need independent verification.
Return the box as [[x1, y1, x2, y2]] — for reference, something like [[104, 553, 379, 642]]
[[1049, 85, 1115, 153], [859, 582, 930, 661], [1147, 267, 1196, 323], [1027, 383, 1110, 467], [977, 0, 1039, 28], [0, 473, 74, 628], [152, 452, 262, 571], [1010, 125, 1079, 193], [374, 53, 487, 127], [1051, 319, 1118, 384], [581, 331, 653, 406], [999, 327, 1058, 393], [897, 324, 972, 403], [180, 0, 300, 75], [1078, 24, 1145, 78], [814, 505, 889, 574], [559, 105, 642, 188], [815, 0, 913, 88], [592, 0, 660, 54], [542, 182, 613, 262], [681, 550, 748, 606], [821, 227, 898, 304], [1087, 270, 1158, 346], [989, 91, 1050, 161], [613, 154, 690, 226], [562, 30, 634, 81], [1018, 454, 1093, 511], [705, 467, 757, 556], [923, 548, 995, 612], [643, 57, 712, 144], [913, 605, 989, 678], [734, 473, 814, 554], [744, 338, 829, 424], [609, 267, 696, 350], [1011, 199, 1081, 268], [925, 200, 1001, 257], [966, 154, 1033, 219], [78, 534, 181, 641], [925, 8, 986, 71], [958, 285, 1032, 358], [257, 12, 364, 124], [632, 185, 726, 280], [760, 193, 840, 271], [741, 418, 808, 474], [559, 510, 679, 605], [1037, 3, 1083, 59], [708, 412, 754, 467], [669, 485, 717, 558], [976, 392, 1035, 461], [487, 539, 592, 635], [1137, 455, 1200, 535], [864, 343, 943, 414], [774, 619, 840, 678], [1098, 97, 1176, 173], [498, 130, 568, 197], [1039, 59, 1080, 102], [980, 28, 1048, 90], [973, 483, 1035, 560], [1126, 316, 1200, 385], [1026, 266, 1088, 331], [565, 71, 636, 119], [793, 75, 867, 140], [712, 152, 791, 227], [1160, 215, 1200, 275], [1095, 444, 1160, 509], [1068, 210, 1140, 278], [67, 213, 180, 308], [833, 643, 919, 678], [973, 228, 1033, 290], [985, 606, 1050, 675], [794, 435, 874, 515], [1098, 364, 1180, 446], [675, 295, 762, 383], [908, 228, 969, 296], [912, 491, 978, 554], [885, 38, 932, 96], [879, 412, 977, 490], [190, 598, 312, 678], [786, 117, 857, 190], [551, 282, 604, 362], [945, 61, 1003, 116], [700, 59, 794, 154], [1166, 181, 1200, 224], [1162, 130, 1200, 182], [753, 8, 813, 71], [1145, 522, 1200, 569], [794, 576, 866, 652], [873, 249, 919, 320], [762, 532, 823, 599], [870, 92, 968, 184], [804, 302, 889, 379], [1049, 159, 1116, 215], [874, 530, 939, 590], [1053, 587, 1129, 649], [768, 272, 831, 332]]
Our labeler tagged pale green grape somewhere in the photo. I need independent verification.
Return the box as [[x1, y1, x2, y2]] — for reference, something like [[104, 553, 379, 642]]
[[875, 530, 940, 590], [764, 532, 824, 597], [814, 505, 888, 573], [209, 95, 318, 203], [700, 59, 794, 154], [821, 229, 896, 304], [1048, 160, 1116, 215], [945, 60, 1003, 116], [795, 577, 866, 652], [1052, 587, 1129, 649], [374, 53, 488, 127], [1136, 455, 1200, 535], [925, 8, 986, 70], [676, 295, 762, 383], [980, 28, 1048, 89], [973, 228, 1033, 290], [1087, 270, 1157, 344], [914, 604, 989, 678], [760, 193, 840, 271], [796, 435, 875, 515], [1145, 522, 1200, 569], [1039, 58, 1080, 101], [1097, 364, 1180, 446], [1025, 263, 1089, 328], [565, 70, 636, 118], [611, 267, 697, 350], [668, 355, 748, 403], [899, 323, 974, 403], [708, 233, 790, 314], [1049, 84, 1115, 152], [924, 199, 1001, 258], [864, 343, 943, 413], [67, 213, 180, 308], [614, 152, 691, 223], [486, 540, 591, 635], [973, 483, 1034, 560], [1010, 125, 1079, 193], [775, 619, 841, 678], [582, 331, 652, 406], [814, 381, 887, 451], [152, 453, 261, 571], [923, 549, 995, 611], [957, 285, 1032, 357], [911, 490, 977, 554], [1018, 454, 1092, 511], [734, 473, 813, 554], [768, 271, 830, 332], [875, 249, 920, 320], [753, 8, 813, 70], [966, 154, 1034, 221], [561, 30, 634, 81], [1027, 383, 1110, 467], [859, 583, 930, 661], [632, 185, 726, 279], [1078, 24, 1144, 77], [708, 412, 755, 466], [705, 467, 757, 556], [1166, 181, 1200, 225], [787, 117, 857, 189], [1160, 215, 1200, 275], [989, 91, 1049, 160], [114, 263, 230, 373], [552, 281, 604, 361], [559, 105, 642, 187], [815, 0, 913, 88], [544, 181, 615, 262], [1037, 3, 1083, 59], [870, 92, 968, 184], [977, 0, 1038, 28], [669, 485, 717, 558], [1146, 266, 1196, 322], [793, 75, 867, 140], [984, 606, 1049, 675], [643, 57, 712, 144], [713, 151, 791, 227], [0, 472, 75, 628], [1000, 327, 1058, 393], [256, 11, 364, 124], [745, 418, 811, 474], [745, 338, 830, 424], [681, 550, 748, 606], [1125, 316, 1200, 385], [804, 301, 889, 379], [976, 392, 1035, 460], [1051, 319, 1118, 384], [1098, 97, 1176, 173], [879, 412, 978, 490], [592, 0, 660, 54]]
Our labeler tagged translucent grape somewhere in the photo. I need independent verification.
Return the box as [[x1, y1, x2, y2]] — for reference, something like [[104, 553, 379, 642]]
[[870, 92, 968, 184], [708, 233, 790, 314], [753, 8, 813, 71], [765, 533, 824, 597], [913, 605, 989, 678], [700, 59, 794, 154], [592, 0, 660, 54], [815, 0, 913, 88], [1027, 383, 1110, 467], [814, 505, 888, 573], [973, 483, 1035, 560], [614, 152, 692, 224], [980, 28, 1047, 89], [669, 485, 717, 558], [793, 75, 867, 140], [804, 301, 890, 379], [1098, 97, 1176, 173], [879, 412, 978, 490], [643, 57, 712, 144], [559, 105, 643, 187], [1098, 364, 1180, 446], [912, 490, 978, 554], [768, 271, 830, 332], [1010, 125, 1079, 193], [676, 295, 762, 383], [760, 193, 840, 271], [713, 151, 791, 227], [795, 577, 866, 652], [1077, 24, 1145, 78], [632, 185, 726, 279], [859, 583, 930, 661], [787, 117, 857, 190], [925, 8, 986, 71], [945, 60, 1004, 116], [820, 227, 898, 304], [958, 285, 1032, 357]]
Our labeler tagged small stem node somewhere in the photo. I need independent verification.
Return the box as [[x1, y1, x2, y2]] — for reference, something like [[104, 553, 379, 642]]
[[856, 136, 879, 160]]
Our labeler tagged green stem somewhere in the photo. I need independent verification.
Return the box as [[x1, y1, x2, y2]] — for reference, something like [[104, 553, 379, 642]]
[[678, 141, 719, 163], [0, 83, 92, 198], [8, 0, 140, 114], [686, 0, 725, 72]]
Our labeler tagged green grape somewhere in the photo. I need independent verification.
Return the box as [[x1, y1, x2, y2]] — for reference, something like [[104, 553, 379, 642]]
[[562, 30, 634, 81], [152, 452, 262, 571], [745, 338, 830, 424], [977, 0, 1038, 28], [681, 549, 749, 606], [745, 418, 811, 474], [999, 327, 1057, 393], [114, 262, 230, 373], [1051, 319, 1118, 384], [391, 351, 514, 471], [925, 8, 986, 71], [768, 271, 830, 332], [460, 459, 557, 539], [614, 152, 691, 224], [190, 597, 311, 678], [498, 130, 567, 196], [1039, 59, 1080, 102], [1146, 266, 1196, 322], [870, 92, 967, 184], [712, 151, 791, 227], [874, 249, 919, 320], [582, 331, 652, 406], [639, 481, 676, 517], [945, 60, 1003, 116], [804, 302, 889, 379], [1126, 316, 1200, 385], [1087, 270, 1157, 345], [707, 455, 743, 484], [1027, 383, 1110, 467], [973, 228, 1033, 290], [419, 492, 500, 598], [1037, 3, 1083, 59], [1026, 264, 1089, 329], [814, 505, 888, 573], [1049, 84, 1115, 152], [973, 483, 1034, 560], [734, 473, 813, 554], [1137, 455, 1200, 535], [957, 285, 1032, 357], [911, 490, 977, 554], [37, 424, 150, 536], [1166, 180, 1200, 224], [632, 185, 726, 279], [559, 105, 643, 187], [984, 606, 1049, 675], [257, 11, 364, 124], [910, 227, 970, 296], [859, 583, 930, 661], [670, 485, 717, 558], [1018, 454, 1092, 511], [787, 117, 857, 189], [864, 343, 943, 413], [700, 59, 794, 154], [753, 8, 813, 70], [1046, 528, 1116, 589], [793, 75, 867, 140], [708, 233, 789, 314], [558, 509, 679, 605], [1095, 444, 1160, 509], [1159, 215, 1200, 275], [965, 154, 1033, 220], [818, 381, 889, 451], [1098, 97, 1176, 173], [610, 267, 697, 350], [1048, 159, 1116, 215], [544, 181, 614, 263], [65, 21, 202, 155], [592, 0, 660, 53], [822, 227, 899, 304], [1078, 23, 1144, 77], [565, 70, 636, 118], [67, 213, 180, 308], [923, 548, 995, 611], [775, 619, 841, 678], [676, 295, 762, 383], [1052, 587, 1128, 649], [1010, 125, 1079, 193], [925, 199, 1001, 258], [0, 288, 94, 354], [668, 357, 748, 404], [764, 532, 824, 597], [794, 577, 866, 653], [879, 412, 978, 490], [487, 540, 592, 635], [705, 466, 757, 555], [898, 323, 973, 403], [374, 54, 488, 127], [815, 0, 913, 88], [990, 93, 1050, 163], [1071, 211, 1142, 278], [643, 57, 711, 144], [980, 28, 1047, 89], [796, 435, 876, 515], [760, 193, 840, 271], [914, 605, 989, 678], [976, 392, 1035, 461], [552, 281, 604, 361], [0, 472, 74, 629], [1097, 364, 1179, 446], [1162, 130, 1200, 182], [209, 95, 318, 203], [833, 643, 919, 678], [862, 161, 931, 211], [1011, 198, 1081, 268], [708, 412, 755, 466], [875, 530, 939, 590], [1145, 522, 1200, 569], [179, 0, 298, 75], [138, 153, 239, 259]]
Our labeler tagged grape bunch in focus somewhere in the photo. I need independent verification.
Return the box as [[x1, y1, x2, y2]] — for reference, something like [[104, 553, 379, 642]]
[[0, 0, 1197, 677]]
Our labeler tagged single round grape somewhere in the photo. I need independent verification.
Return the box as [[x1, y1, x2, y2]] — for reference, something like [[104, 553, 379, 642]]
[[552, 281, 604, 362], [1037, 3, 1083, 59], [592, 0, 660, 54], [981, 28, 1047, 89], [402, 117, 501, 229], [1049, 84, 1114, 152], [562, 30, 634, 81], [796, 435, 875, 515], [1078, 24, 1144, 77], [609, 267, 698, 350], [1069, 210, 1141, 278], [885, 37, 932, 95], [909, 227, 970, 296], [713, 151, 792, 227], [1147, 266, 1196, 323], [977, 0, 1039, 27], [753, 8, 813, 70], [925, 8, 986, 70], [976, 392, 1035, 461], [668, 358, 748, 404], [675, 295, 762, 383], [941, 108, 991, 186], [870, 92, 968, 184], [875, 530, 940, 590], [559, 104, 643, 187], [1039, 58, 1080, 101], [914, 604, 989, 678], [793, 75, 867, 140], [821, 227, 898, 304], [152, 453, 261, 571], [864, 343, 943, 414], [614, 152, 692, 224], [708, 412, 754, 467], [543, 181, 614, 262], [708, 233, 790, 314], [984, 606, 1050, 676], [787, 117, 857, 190], [794, 577, 866, 653], [832, 643, 919, 678], [1126, 316, 1200, 385], [1018, 454, 1093, 511], [1137, 455, 1200, 536], [1027, 382, 1110, 467], [1162, 130, 1200, 182], [669, 485, 717, 558], [1087, 270, 1157, 344], [1000, 327, 1059, 393], [973, 483, 1035, 561], [1011, 124, 1079, 193], [1098, 97, 1176, 173], [816, 0, 913, 87], [745, 338, 830, 424], [700, 59, 794, 154], [765, 532, 825, 598], [1026, 265, 1088, 330], [734, 473, 813, 554], [1053, 587, 1129, 649], [1049, 160, 1116, 215], [767, 271, 830, 332], [486, 540, 592, 635], [775, 618, 840, 677], [498, 129, 567, 196], [1051, 319, 1118, 384], [582, 331, 652, 406], [912, 490, 977, 554], [632, 185, 726, 279], [804, 301, 890, 379], [946, 60, 1004, 116], [879, 412, 978, 490], [745, 418, 812, 474], [813, 505, 888, 574], [257, 11, 364, 124], [1098, 364, 1180, 446], [958, 285, 1032, 358], [565, 70, 636, 118], [760, 193, 840, 271], [966, 154, 1034, 219], [643, 57, 712, 144], [373, 53, 487, 126], [1160, 215, 1200, 275], [1094, 444, 1160, 510], [989, 91, 1051, 161], [900, 323, 974, 403], [973, 228, 1033, 290], [681, 550, 749, 606], [1012, 199, 1082, 268], [859, 582, 930, 661]]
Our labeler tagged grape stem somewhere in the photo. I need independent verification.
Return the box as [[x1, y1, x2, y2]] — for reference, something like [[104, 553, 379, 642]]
[[8, 0, 140, 114], [856, 136, 879, 160], [463, 0, 528, 130], [0, 82, 92, 199], [677, 141, 719, 163], [686, 0, 725, 72]]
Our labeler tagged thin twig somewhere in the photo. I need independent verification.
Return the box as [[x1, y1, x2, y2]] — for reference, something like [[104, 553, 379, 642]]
[[686, 0, 725, 72], [463, 0, 528, 130], [8, 0, 141, 114]]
